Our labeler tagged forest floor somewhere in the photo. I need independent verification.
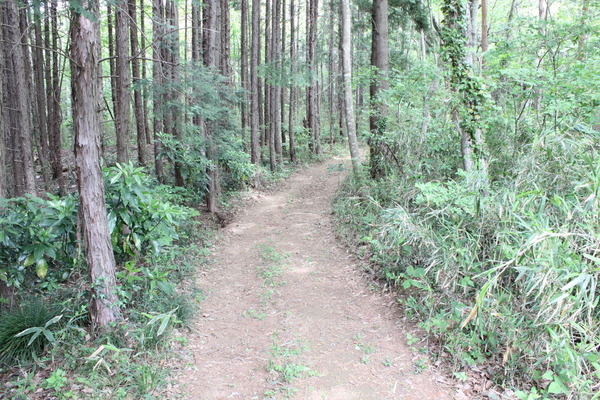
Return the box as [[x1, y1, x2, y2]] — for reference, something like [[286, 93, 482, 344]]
[[172, 156, 459, 399]]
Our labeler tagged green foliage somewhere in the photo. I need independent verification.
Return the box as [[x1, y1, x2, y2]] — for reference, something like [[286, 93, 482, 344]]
[[335, 131, 600, 396], [0, 302, 63, 365], [104, 163, 198, 260], [154, 62, 254, 198], [0, 195, 79, 290]]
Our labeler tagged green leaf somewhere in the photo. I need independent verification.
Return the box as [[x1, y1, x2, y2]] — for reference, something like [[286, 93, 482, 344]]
[[36, 259, 48, 279], [157, 316, 171, 336], [547, 380, 568, 394], [23, 253, 36, 267]]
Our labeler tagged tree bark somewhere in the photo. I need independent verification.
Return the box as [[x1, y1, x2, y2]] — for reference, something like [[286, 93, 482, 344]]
[[203, 0, 220, 212], [288, 0, 297, 163], [220, 0, 232, 78], [369, 0, 389, 179], [115, 0, 132, 164], [271, 0, 283, 167], [152, 0, 165, 182], [140, 0, 152, 146], [306, 0, 320, 154], [0, 19, 5, 199], [129, 0, 147, 165], [4, 0, 36, 195], [32, 4, 52, 190], [241, 0, 250, 132], [250, 0, 261, 164], [341, 0, 361, 177], [70, 0, 121, 329]]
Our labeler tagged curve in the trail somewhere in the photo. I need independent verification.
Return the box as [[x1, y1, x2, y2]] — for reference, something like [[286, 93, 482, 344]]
[[175, 157, 455, 400]]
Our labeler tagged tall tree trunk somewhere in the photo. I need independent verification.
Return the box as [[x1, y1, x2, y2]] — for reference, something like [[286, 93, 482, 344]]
[[152, 0, 165, 182], [442, 0, 488, 176], [0, 20, 5, 199], [49, 0, 64, 193], [328, 0, 336, 146], [288, 0, 297, 163], [264, 0, 272, 163], [466, 0, 478, 68], [21, 7, 50, 191], [341, 0, 361, 177], [576, 0, 589, 61], [481, 0, 488, 54], [4, 0, 36, 195], [140, 0, 152, 146], [250, 0, 261, 164], [165, 0, 184, 186], [129, 0, 147, 165], [306, 0, 320, 154], [280, 0, 287, 149], [220, 0, 232, 77], [369, 0, 389, 179], [271, 0, 283, 167], [70, 0, 121, 329], [241, 0, 250, 132], [115, 0, 132, 163], [32, 5, 52, 187], [203, 0, 220, 212]]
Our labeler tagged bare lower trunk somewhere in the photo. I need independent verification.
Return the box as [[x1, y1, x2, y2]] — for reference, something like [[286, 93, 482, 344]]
[[4, 0, 36, 195], [129, 0, 147, 165], [71, 0, 121, 329], [340, 0, 361, 176], [306, 0, 320, 154], [369, 0, 389, 179], [115, 0, 132, 164], [250, 0, 261, 164], [288, 0, 297, 163], [152, 0, 164, 182]]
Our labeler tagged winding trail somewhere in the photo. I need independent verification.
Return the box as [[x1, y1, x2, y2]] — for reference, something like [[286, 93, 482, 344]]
[[176, 157, 454, 399]]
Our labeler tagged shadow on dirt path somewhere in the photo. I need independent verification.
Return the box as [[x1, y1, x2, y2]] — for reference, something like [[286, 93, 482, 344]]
[[175, 157, 456, 399]]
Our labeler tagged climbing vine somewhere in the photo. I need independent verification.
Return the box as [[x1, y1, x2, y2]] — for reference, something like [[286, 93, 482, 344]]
[[440, 0, 488, 171]]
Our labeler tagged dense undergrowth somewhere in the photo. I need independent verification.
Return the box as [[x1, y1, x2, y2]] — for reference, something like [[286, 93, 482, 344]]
[[335, 118, 599, 398], [0, 137, 330, 399], [0, 163, 208, 399], [334, 12, 599, 397]]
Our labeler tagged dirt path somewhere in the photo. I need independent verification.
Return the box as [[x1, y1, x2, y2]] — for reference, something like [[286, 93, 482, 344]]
[[176, 157, 455, 399]]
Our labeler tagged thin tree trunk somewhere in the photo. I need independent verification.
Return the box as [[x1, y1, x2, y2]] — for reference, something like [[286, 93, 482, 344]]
[[203, 0, 220, 212], [481, 0, 488, 54], [4, 0, 36, 195], [31, 7, 52, 189], [241, 0, 250, 132], [250, 0, 261, 164], [328, 0, 335, 146], [272, 0, 283, 166], [115, 0, 132, 163], [288, 0, 297, 163], [280, 0, 287, 149], [166, 0, 184, 186], [369, 0, 389, 179], [129, 0, 147, 165], [220, 0, 232, 78], [108, 4, 118, 145], [306, 0, 320, 154], [576, 0, 589, 61], [152, 0, 165, 182], [341, 0, 361, 177], [70, 0, 121, 329], [20, 7, 49, 191], [0, 20, 5, 199], [140, 0, 152, 146]]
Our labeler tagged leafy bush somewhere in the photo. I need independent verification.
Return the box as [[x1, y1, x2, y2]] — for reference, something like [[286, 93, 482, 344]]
[[0, 195, 78, 290], [104, 163, 199, 260]]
